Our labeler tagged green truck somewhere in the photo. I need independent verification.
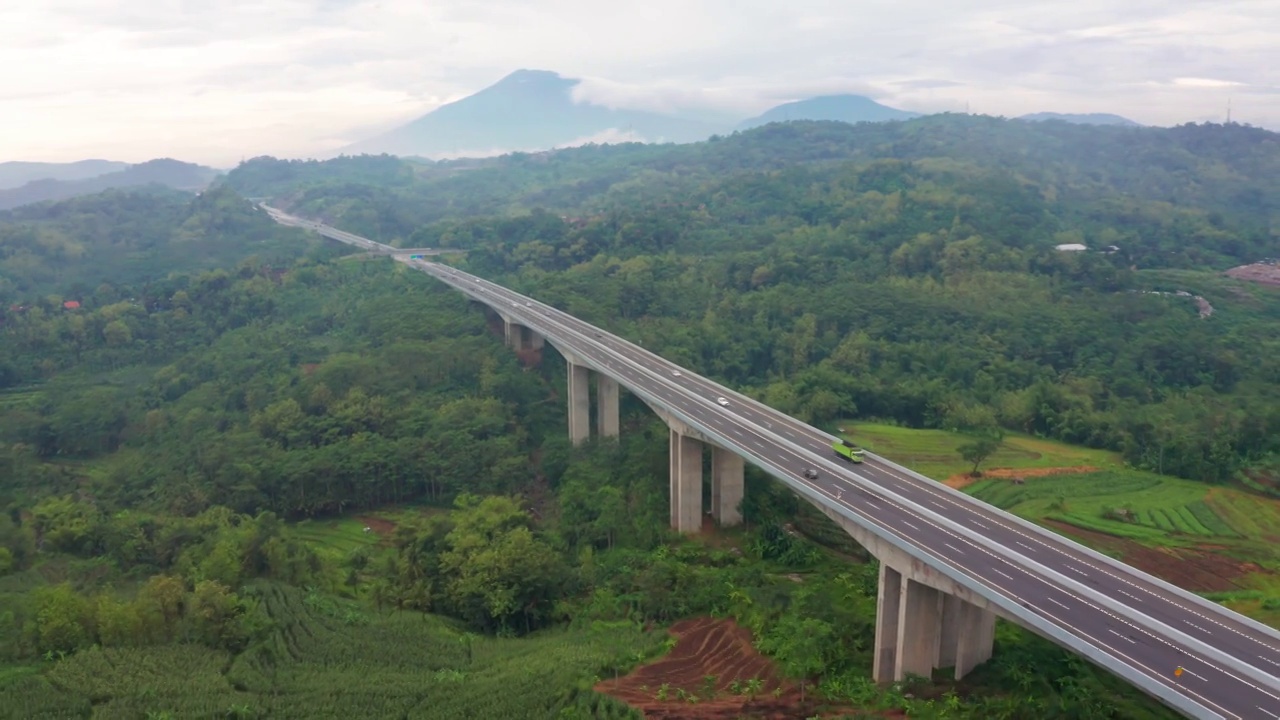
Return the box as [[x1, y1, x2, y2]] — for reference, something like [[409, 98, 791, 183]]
[[832, 439, 865, 463]]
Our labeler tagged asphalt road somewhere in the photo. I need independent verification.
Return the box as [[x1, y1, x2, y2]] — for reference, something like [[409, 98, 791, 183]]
[[268, 207, 1280, 719]]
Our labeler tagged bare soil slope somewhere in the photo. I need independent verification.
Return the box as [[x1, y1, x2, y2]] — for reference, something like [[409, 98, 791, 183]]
[[597, 617, 890, 719]]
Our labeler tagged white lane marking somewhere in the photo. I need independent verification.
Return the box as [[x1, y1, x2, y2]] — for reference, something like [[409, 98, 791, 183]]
[[1109, 629, 1137, 644], [1261, 656, 1280, 669], [900, 520, 920, 531], [944, 543, 964, 554], [1120, 590, 1143, 603], [1047, 597, 1070, 610], [993, 568, 1015, 581], [1015, 541, 1036, 552], [1187, 621, 1212, 634], [1258, 706, 1280, 719]]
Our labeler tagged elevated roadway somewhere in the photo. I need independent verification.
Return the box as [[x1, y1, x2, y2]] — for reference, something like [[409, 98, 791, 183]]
[[264, 205, 1280, 719]]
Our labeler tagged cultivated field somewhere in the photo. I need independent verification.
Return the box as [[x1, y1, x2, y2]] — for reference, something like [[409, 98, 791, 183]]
[[2, 582, 657, 720], [839, 423, 1280, 612]]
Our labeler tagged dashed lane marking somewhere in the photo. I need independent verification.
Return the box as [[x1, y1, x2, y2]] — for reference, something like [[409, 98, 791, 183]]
[[1109, 629, 1137, 644]]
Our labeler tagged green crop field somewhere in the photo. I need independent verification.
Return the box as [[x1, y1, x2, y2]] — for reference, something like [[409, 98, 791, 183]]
[[1, 582, 653, 720], [834, 422, 1123, 480], [835, 423, 1280, 586], [966, 471, 1244, 542], [288, 506, 444, 559]]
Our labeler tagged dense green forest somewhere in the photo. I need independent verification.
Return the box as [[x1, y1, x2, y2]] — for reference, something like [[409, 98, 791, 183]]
[[0, 185, 332, 306], [227, 117, 1280, 270], [233, 118, 1280, 486], [6, 116, 1279, 718]]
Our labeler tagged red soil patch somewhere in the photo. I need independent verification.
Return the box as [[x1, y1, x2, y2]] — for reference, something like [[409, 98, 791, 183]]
[[944, 465, 1101, 490], [1043, 520, 1262, 592], [597, 618, 888, 719], [357, 515, 396, 537], [1225, 263, 1280, 286]]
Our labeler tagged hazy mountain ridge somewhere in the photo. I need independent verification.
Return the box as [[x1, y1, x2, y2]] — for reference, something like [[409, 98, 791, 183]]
[[338, 69, 1162, 159], [737, 94, 921, 130], [339, 69, 721, 158], [1018, 112, 1142, 127], [0, 159, 128, 190], [0, 159, 221, 211]]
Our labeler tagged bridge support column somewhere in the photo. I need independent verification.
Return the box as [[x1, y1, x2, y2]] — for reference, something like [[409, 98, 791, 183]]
[[528, 331, 544, 350], [877, 572, 995, 682], [710, 446, 743, 526], [810, 503, 998, 683], [504, 319, 528, 350], [946, 597, 996, 679], [873, 563, 902, 683], [596, 375, 619, 439], [896, 578, 943, 681], [669, 429, 703, 533], [567, 361, 590, 446]]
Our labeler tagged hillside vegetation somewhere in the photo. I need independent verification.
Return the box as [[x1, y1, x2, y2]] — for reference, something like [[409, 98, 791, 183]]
[[6, 117, 1279, 718], [0, 185, 335, 308]]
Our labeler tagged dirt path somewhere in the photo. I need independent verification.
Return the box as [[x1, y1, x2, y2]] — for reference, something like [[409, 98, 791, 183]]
[[943, 465, 1101, 490]]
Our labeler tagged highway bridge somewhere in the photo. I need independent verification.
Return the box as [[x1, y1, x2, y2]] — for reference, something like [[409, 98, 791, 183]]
[[264, 205, 1280, 719]]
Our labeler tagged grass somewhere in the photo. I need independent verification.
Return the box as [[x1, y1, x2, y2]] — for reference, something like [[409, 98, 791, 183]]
[[834, 421, 1123, 480], [4, 582, 652, 720], [288, 505, 446, 560], [833, 422, 1280, 600]]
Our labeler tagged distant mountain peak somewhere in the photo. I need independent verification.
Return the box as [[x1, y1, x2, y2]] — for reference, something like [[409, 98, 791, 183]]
[[337, 69, 717, 158], [497, 68, 570, 83], [738, 94, 921, 131], [1018, 112, 1141, 127]]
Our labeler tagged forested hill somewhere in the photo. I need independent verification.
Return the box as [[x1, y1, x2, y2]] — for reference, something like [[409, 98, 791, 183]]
[[224, 117, 1280, 269], [0, 186, 333, 304], [225, 118, 1280, 487]]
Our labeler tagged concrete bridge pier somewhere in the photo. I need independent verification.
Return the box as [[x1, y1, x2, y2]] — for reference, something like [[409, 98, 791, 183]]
[[566, 360, 590, 446], [669, 429, 703, 533], [817, 505, 998, 681], [649, 411, 745, 532], [597, 375, 619, 439], [710, 446, 744, 526], [563, 356, 620, 446]]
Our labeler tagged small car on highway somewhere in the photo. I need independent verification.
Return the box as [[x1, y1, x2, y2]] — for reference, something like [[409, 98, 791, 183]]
[[716, 397, 729, 406], [802, 468, 819, 480]]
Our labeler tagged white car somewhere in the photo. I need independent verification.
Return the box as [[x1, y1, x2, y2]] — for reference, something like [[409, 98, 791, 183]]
[[716, 397, 729, 406], [672, 370, 682, 377]]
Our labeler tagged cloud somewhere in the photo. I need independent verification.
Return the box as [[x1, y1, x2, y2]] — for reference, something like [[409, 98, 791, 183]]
[[0, 0, 1277, 164]]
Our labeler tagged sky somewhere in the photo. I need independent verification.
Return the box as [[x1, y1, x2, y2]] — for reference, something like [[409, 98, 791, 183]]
[[1, 0, 1277, 167]]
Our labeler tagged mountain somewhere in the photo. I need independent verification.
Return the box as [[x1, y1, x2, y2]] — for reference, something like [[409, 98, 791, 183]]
[[0, 159, 221, 211], [0, 159, 128, 190], [338, 69, 721, 158], [1018, 112, 1141, 127], [737, 95, 921, 131]]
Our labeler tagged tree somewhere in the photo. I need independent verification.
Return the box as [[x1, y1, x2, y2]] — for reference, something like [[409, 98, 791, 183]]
[[957, 435, 1002, 476], [759, 614, 833, 701]]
